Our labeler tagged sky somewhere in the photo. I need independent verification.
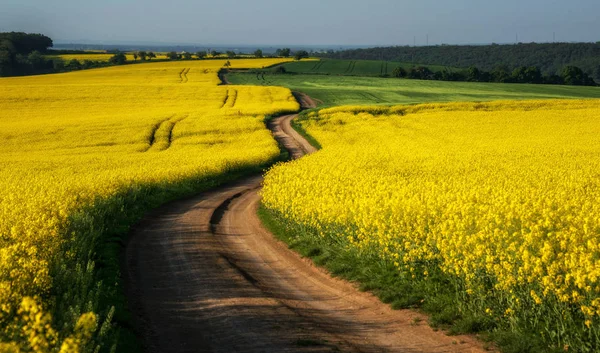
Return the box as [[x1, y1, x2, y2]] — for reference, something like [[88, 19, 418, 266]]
[[1, 0, 599, 46]]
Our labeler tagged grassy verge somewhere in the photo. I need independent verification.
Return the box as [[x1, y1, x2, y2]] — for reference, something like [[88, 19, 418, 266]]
[[266, 110, 576, 353], [260, 112, 559, 353], [290, 110, 322, 150], [57, 162, 282, 352], [258, 206, 559, 353], [52, 115, 295, 352]]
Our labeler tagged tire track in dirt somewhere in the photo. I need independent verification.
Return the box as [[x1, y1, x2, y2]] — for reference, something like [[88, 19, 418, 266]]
[[125, 108, 490, 353]]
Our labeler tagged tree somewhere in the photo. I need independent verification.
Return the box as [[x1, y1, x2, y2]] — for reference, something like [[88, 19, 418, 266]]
[[545, 74, 564, 85], [272, 66, 287, 74], [182, 52, 192, 60], [593, 65, 600, 80], [108, 52, 127, 65], [524, 66, 542, 83], [294, 50, 309, 61], [133, 52, 138, 61], [147, 52, 156, 60], [439, 68, 465, 81], [1, 33, 55, 76], [391, 66, 407, 78], [0, 40, 15, 76], [317, 42, 600, 77], [211, 50, 221, 57], [479, 70, 491, 82], [27, 50, 46, 70], [167, 51, 179, 60], [511, 67, 527, 83], [226, 51, 236, 59], [491, 65, 511, 83], [466, 66, 481, 82], [52, 59, 64, 72], [196, 51, 206, 59], [82, 60, 94, 69], [277, 48, 291, 57], [511, 66, 542, 84], [67, 59, 81, 69], [561, 66, 595, 86], [224, 60, 231, 68], [254, 49, 263, 58], [0, 53, 12, 76], [137, 51, 148, 61], [407, 66, 433, 80], [0, 32, 53, 54]]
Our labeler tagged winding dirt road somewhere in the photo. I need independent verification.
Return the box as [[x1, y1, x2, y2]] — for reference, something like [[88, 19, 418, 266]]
[[125, 113, 488, 352]]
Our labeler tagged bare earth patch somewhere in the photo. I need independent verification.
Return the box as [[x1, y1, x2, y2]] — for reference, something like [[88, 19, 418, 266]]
[[125, 114, 490, 353]]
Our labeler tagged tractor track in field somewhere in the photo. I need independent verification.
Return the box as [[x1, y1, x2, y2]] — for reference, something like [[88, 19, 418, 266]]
[[311, 60, 324, 73], [220, 89, 238, 109], [125, 93, 489, 352], [179, 68, 190, 83], [144, 114, 188, 152]]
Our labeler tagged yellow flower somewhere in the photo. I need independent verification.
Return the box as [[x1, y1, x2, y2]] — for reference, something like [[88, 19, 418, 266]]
[[0, 58, 298, 350], [261, 99, 600, 335]]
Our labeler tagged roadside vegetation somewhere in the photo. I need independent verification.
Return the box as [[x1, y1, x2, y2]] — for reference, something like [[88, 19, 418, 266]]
[[6, 29, 600, 353], [261, 100, 600, 352]]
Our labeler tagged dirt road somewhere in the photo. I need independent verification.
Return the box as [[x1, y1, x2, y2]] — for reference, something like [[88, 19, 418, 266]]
[[125, 114, 488, 353]]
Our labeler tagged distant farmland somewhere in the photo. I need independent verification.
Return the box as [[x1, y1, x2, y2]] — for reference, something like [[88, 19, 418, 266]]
[[227, 71, 600, 106], [280, 59, 456, 77]]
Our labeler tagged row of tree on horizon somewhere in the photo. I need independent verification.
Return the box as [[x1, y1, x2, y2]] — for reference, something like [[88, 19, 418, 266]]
[[321, 42, 600, 80], [1, 32, 599, 87], [388, 64, 597, 86]]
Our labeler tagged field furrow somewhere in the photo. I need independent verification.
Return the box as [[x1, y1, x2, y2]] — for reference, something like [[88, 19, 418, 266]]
[[146, 114, 188, 152]]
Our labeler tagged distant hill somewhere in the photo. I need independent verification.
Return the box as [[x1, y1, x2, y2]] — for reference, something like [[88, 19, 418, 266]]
[[320, 42, 600, 79]]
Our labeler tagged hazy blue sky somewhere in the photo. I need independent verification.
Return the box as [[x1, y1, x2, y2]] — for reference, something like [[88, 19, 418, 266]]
[[1, 0, 599, 45]]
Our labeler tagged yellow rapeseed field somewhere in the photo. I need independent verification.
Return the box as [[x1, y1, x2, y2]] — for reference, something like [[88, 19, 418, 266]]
[[46, 54, 141, 62], [0, 58, 297, 352], [262, 100, 600, 351]]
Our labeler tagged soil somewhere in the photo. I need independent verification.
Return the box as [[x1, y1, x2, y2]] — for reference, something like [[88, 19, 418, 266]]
[[292, 91, 319, 109], [125, 114, 489, 352]]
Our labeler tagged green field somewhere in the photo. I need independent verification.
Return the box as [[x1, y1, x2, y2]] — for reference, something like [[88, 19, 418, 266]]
[[227, 72, 600, 106], [279, 59, 453, 77]]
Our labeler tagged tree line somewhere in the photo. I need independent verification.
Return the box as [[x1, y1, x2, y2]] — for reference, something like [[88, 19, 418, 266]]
[[0, 32, 54, 76], [148, 48, 307, 61], [0, 32, 124, 76], [321, 42, 600, 81], [391, 64, 597, 86], [0, 32, 310, 77], [55, 48, 308, 70], [66, 48, 308, 70]]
